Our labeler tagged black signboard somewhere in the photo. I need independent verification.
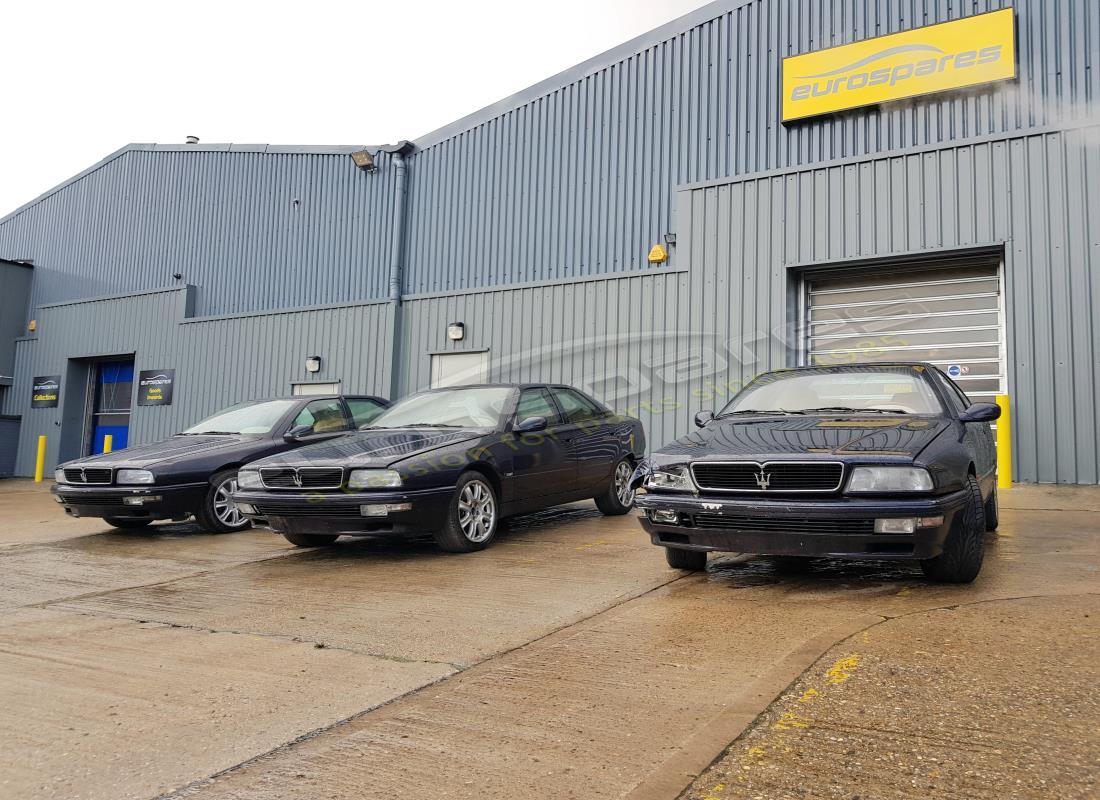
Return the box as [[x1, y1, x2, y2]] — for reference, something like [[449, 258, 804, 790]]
[[32, 375, 61, 408], [137, 369, 175, 406]]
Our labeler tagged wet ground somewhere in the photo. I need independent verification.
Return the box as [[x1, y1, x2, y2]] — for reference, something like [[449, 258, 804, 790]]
[[1, 480, 1096, 799]]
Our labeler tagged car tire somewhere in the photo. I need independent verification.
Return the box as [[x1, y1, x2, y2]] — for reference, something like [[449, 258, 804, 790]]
[[921, 474, 985, 584], [103, 517, 152, 530], [664, 546, 707, 571], [984, 485, 999, 531], [433, 471, 499, 553], [282, 533, 339, 547], [195, 469, 251, 533], [594, 458, 636, 516]]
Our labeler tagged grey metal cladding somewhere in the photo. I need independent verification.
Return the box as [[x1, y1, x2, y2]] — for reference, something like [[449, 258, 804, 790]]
[[678, 123, 1100, 486], [2, 1, 1096, 313], [0, 149, 398, 318], [399, 0, 1096, 295]]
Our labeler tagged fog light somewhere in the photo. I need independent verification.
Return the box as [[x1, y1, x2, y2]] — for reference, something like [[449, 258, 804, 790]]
[[650, 509, 679, 525], [874, 518, 916, 534], [236, 503, 256, 515], [918, 515, 944, 528], [360, 503, 412, 517], [123, 495, 163, 506]]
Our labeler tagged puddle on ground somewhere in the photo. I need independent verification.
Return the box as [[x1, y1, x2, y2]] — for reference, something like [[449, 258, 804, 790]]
[[705, 553, 923, 592]]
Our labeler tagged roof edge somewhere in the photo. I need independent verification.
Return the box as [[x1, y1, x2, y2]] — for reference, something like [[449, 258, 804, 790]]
[[412, 0, 750, 150], [0, 142, 380, 227]]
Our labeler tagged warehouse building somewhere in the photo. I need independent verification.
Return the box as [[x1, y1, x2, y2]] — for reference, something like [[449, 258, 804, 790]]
[[1, 0, 1098, 482]]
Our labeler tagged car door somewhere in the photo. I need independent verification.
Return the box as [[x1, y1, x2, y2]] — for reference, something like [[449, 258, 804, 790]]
[[932, 370, 996, 487], [548, 387, 616, 493], [507, 387, 578, 505]]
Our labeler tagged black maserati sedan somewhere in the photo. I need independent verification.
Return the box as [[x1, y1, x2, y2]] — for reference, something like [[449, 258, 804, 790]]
[[51, 394, 389, 532], [634, 363, 999, 583], [232, 383, 645, 552]]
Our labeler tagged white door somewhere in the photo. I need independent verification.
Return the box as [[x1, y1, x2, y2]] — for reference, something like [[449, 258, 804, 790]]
[[804, 256, 1006, 402], [430, 351, 490, 389]]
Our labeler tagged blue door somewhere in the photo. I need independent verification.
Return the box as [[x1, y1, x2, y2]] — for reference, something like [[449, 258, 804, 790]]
[[90, 360, 134, 454]]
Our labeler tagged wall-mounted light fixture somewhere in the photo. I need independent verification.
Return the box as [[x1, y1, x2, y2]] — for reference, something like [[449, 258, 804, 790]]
[[664, 232, 677, 245], [447, 322, 465, 341], [350, 150, 375, 172], [305, 356, 322, 373]]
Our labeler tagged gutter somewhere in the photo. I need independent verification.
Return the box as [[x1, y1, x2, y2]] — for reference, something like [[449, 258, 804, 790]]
[[376, 140, 416, 396]]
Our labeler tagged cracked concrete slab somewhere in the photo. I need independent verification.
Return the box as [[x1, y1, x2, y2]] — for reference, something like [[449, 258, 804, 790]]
[[0, 607, 455, 800], [681, 594, 1100, 800]]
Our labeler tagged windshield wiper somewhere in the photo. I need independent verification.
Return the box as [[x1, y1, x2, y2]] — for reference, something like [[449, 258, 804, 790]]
[[717, 408, 804, 418], [801, 406, 910, 415], [180, 430, 238, 435]]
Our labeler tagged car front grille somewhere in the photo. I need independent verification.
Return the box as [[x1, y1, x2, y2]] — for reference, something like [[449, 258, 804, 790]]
[[690, 462, 844, 493], [686, 514, 875, 536], [57, 493, 128, 505], [62, 468, 113, 485], [253, 501, 362, 519], [259, 467, 344, 490]]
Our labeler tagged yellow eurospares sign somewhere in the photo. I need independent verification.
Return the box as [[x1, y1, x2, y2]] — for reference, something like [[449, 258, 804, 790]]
[[783, 8, 1017, 122]]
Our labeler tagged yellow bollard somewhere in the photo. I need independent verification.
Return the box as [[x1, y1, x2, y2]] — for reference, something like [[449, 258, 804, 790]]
[[103, 434, 113, 454], [995, 394, 1012, 489], [34, 435, 47, 483]]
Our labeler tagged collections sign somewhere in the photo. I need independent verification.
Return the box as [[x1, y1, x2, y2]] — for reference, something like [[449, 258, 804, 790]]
[[137, 369, 175, 406], [782, 8, 1017, 122], [31, 375, 61, 408]]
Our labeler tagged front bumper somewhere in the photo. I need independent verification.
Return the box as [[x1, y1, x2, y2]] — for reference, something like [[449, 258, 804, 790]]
[[635, 490, 970, 560], [231, 486, 456, 537], [51, 481, 207, 521]]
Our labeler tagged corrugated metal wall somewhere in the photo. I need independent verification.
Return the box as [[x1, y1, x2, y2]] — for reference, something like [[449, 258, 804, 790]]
[[677, 123, 1100, 484], [0, 416, 18, 476], [3, 1, 1095, 313], [5, 288, 394, 475], [401, 0, 1098, 294], [0, 148, 397, 318]]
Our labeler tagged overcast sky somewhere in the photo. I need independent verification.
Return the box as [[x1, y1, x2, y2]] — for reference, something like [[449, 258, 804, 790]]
[[1, 0, 707, 217]]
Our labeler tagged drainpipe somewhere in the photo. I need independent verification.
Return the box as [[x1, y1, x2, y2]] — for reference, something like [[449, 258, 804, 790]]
[[377, 141, 415, 396]]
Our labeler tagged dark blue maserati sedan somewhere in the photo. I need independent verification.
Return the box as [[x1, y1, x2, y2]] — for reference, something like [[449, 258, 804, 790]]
[[232, 384, 645, 552], [634, 363, 1000, 583]]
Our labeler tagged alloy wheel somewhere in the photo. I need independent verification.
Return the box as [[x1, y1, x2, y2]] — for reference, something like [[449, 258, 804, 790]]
[[213, 477, 246, 528], [458, 479, 496, 542], [614, 460, 635, 507]]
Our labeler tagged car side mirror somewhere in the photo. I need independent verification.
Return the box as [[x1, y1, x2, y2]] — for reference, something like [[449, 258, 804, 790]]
[[694, 410, 715, 428], [959, 403, 1001, 423], [514, 416, 548, 433], [284, 424, 314, 441]]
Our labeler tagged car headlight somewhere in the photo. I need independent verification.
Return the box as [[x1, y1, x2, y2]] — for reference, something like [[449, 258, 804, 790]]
[[644, 465, 694, 492], [54, 468, 67, 483], [347, 469, 403, 490], [237, 470, 262, 490], [846, 466, 933, 493], [116, 469, 155, 485]]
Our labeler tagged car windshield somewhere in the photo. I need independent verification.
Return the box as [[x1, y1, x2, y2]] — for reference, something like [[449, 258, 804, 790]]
[[366, 387, 513, 430], [182, 399, 298, 435], [719, 368, 943, 416]]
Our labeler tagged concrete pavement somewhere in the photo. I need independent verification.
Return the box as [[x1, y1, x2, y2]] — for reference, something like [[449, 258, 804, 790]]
[[0, 479, 1096, 799]]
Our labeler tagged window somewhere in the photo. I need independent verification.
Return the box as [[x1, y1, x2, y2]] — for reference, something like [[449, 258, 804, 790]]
[[369, 387, 513, 429], [550, 388, 602, 424], [183, 399, 298, 435], [721, 367, 943, 415], [516, 388, 561, 425], [933, 370, 971, 414], [347, 397, 386, 428], [292, 399, 349, 433]]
